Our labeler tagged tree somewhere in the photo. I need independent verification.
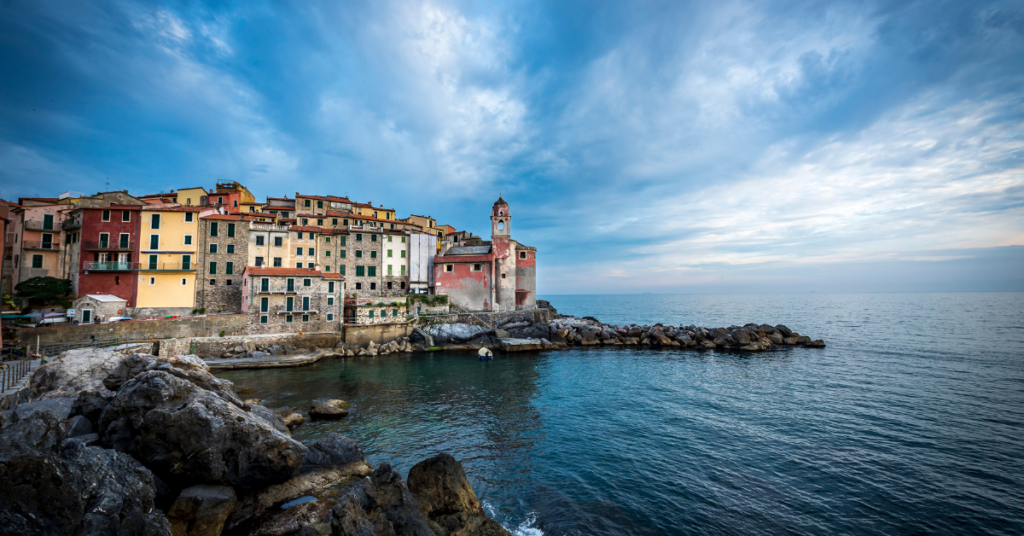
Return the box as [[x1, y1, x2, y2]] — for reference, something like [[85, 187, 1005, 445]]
[[14, 276, 72, 306]]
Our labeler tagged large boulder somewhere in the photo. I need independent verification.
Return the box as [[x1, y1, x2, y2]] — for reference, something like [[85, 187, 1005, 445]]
[[423, 324, 493, 344], [103, 354, 245, 409], [98, 370, 307, 489], [309, 398, 350, 420], [331, 463, 436, 536], [165, 485, 236, 536], [13, 396, 76, 421], [408, 453, 511, 536], [0, 411, 171, 536], [28, 347, 130, 399]]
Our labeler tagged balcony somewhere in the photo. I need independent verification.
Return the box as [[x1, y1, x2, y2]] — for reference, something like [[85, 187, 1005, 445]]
[[62, 219, 82, 230], [21, 240, 59, 250], [83, 240, 135, 251], [24, 219, 61, 232], [84, 261, 133, 271], [275, 307, 317, 315], [136, 262, 196, 271]]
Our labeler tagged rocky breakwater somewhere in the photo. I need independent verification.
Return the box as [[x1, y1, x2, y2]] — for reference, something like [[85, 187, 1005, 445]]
[[547, 316, 825, 351], [0, 348, 511, 536]]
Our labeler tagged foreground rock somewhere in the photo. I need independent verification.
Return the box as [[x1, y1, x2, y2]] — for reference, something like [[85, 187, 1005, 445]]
[[99, 369, 307, 489], [166, 484, 236, 536], [408, 453, 511, 536], [331, 463, 437, 536], [103, 353, 246, 408], [27, 347, 132, 398], [0, 411, 171, 536]]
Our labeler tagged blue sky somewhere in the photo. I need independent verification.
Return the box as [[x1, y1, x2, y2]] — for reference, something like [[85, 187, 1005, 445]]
[[2, 0, 1022, 294]]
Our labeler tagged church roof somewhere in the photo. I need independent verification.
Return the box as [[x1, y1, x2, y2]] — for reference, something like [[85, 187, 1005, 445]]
[[493, 196, 507, 206]]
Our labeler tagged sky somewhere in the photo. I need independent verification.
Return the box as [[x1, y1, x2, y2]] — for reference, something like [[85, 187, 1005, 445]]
[[1, 0, 1022, 294]]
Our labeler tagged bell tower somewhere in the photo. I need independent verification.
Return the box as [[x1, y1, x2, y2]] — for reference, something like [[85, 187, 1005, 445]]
[[491, 196, 510, 238]]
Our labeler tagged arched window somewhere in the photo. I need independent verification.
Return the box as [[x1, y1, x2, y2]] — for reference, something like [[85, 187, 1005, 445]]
[[498, 220, 504, 231], [499, 210, 504, 216]]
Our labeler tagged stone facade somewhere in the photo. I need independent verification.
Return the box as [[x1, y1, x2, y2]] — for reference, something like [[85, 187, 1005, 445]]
[[196, 215, 251, 312], [315, 229, 349, 279], [344, 297, 408, 325], [72, 294, 127, 324], [241, 267, 343, 334], [345, 228, 383, 297]]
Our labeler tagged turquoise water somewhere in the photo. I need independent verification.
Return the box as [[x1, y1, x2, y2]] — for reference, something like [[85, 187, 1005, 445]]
[[220, 293, 1024, 535]]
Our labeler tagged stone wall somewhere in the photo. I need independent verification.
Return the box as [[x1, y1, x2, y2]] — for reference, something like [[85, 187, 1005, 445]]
[[345, 230, 383, 296], [345, 323, 413, 346], [350, 304, 408, 325], [415, 308, 553, 328], [163, 331, 346, 357], [245, 274, 343, 335], [13, 314, 247, 345], [196, 218, 249, 312]]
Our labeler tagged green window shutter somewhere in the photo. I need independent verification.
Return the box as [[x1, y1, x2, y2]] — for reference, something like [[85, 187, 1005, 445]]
[[387, 250, 393, 257], [227, 223, 235, 237], [368, 266, 376, 277], [401, 250, 406, 258], [226, 262, 233, 275], [388, 265, 392, 275], [341, 265, 346, 276], [303, 297, 310, 310], [328, 282, 335, 292], [260, 297, 268, 312], [261, 278, 269, 292], [356, 250, 362, 258], [149, 255, 158, 269], [341, 236, 346, 246], [286, 297, 293, 311], [356, 266, 364, 277], [401, 265, 406, 276], [326, 250, 331, 257], [43, 214, 54, 230], [150, 235, 159, 249], [341, 250, 346, 258], [209, 262, 217, 275], [32, 255, 43, 268], [210, 222, 218, 237], [368, 310, 374, 319]]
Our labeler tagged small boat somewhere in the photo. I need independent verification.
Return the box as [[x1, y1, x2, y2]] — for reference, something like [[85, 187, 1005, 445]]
[[478, 348, 493, 360]]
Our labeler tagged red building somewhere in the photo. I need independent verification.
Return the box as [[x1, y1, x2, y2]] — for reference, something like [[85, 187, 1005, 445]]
[[78, 205, 143, 305], [433, 197, 536, 311]]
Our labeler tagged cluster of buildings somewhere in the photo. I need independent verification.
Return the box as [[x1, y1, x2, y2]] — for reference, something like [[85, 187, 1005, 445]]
[[0, 182, 537, 332]]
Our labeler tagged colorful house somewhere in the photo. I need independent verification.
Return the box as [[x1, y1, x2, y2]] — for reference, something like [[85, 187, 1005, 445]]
[[135, 205, 202, 312]]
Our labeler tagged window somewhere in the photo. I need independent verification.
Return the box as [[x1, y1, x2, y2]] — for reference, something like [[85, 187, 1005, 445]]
[[370, 251, 377, 259], [370, 282, 376, 290], [371, 234, 377, 242], [296, 262, 303, 268], [286, 315, 293, 323], [82, 309, 92, 323], [184, 235, 193, 246], [387, 236, 392, 243], [368, 266, 376, 277], [227, 223, 235, 237], [327, 313, 333, 321], [151, 214, 160, 229], [332, 219, 338, 225], [282, 211, 288, 218], [326, 250, 331, 257], [402, 236, 406, 243], [149, 235, 159, 249], [326, 237, 331, 243], [255, 256, 264, 267], [226, 280, 232, 285], [368, 310, 374, 319], [260, 297, 268, 312], [387, 265, 392, 276], [387, 250, 393, 257], [249, 207, 255, 213], [181, 278, 187, 285], [317, 219, 323, 226], [102, 210, 111, 222], [309, 248, 315, 256], [181, 255, 191, 270], [99, 232, 110, 248], [340, 265, 346, 276], [261, 278, 269, 292], [115, 276, 120, 285], [356, 233, 362, 241], [341, 250, 346, 258], [340, 236, 347, 246], [210, 244, 218, 254], [327, 296, 335, 306], [326, 265, 331, 272], [273, 257, 282, 267], [400, 250, 406, 258], [302, 314, 309, 322], [297, 232, 303, 240], [209, 262, 217, 275], [185, 212, 194, 222], [302, 297, 310, 311], [317, 200, 323, 209], [302, 218, 308, 225], [274, 237, 282, 247], [401, 265, 406, 276], [445, 264, 453, 272], [210, 222, 219, 237], [227, 244, 234, 254], [303, 278, 311, 287], [287, 279, 294, 292], [296, 247, 303, 256], [520, 251, 527, 259], [392, 309, 398, 317], [148, 254, 158, 270], [356, 266, 365, 277], [226, 262, 233, 275], [31, 254, 43, 268], [401, 281, 406, 289], [501, 273, 506, 279], [304, 199, 311, 207], [210, 279, 216, 285], [186, 198, 192, 205], [218, 196, 224, 204], [472, 264, 482, 272], [328, 281, 335, 293], [343, 219, 348, 226], [255, 235, 265, 246], [286, 297, 294, 312], [260, 315, 268, 324], [356, 250, 362, 258], [355, 282, 362, 290], [234, 200, 238, 207]]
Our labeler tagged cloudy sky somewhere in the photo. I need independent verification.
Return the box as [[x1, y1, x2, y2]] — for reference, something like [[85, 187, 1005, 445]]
[[2, 0, 1022, 294]]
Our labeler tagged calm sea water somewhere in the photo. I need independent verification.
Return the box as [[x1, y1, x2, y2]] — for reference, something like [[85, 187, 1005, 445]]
[[220, 293, 1024, 536]]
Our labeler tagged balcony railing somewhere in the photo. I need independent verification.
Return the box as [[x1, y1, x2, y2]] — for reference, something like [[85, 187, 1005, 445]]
[[83, 240, 134, 251], [62, 219, 82, 230], [84, 261, 133, 271], [274, 306, 317, 315], [136, 262, 195, 271], [23, 219, 60, 231], [21, 240, 59, 250]]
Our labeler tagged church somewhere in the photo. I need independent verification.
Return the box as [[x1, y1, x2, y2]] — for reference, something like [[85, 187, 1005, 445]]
[[433, 197, 537, 311]]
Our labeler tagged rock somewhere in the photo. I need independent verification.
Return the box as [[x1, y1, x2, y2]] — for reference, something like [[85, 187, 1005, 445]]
[[103, 354, 246, 409], [250, 404, 291, 436], [331, 463, 436, 536], [66, 414, 93, 437], [775, 325, 793, 337], [72, 433, 101, 447], [796, 335, 811, 345], [806, 339, 826, 348], [408, 453, 512, 536], [0, 411, 171, 536], [166, 485, 237, 536], [768, 332, 784, 344], [734, 330, 752, 345], [99, 370, 307, 489], [28, 347, 130, 399], [309, 398, 350, 420], [71, 391, 113, 429], [423, 324, 493, 344], [649, 330, 673, 346], [712, 335, 734, 347], [14, 396, 76, 421], [783, 336, 799, 345], [275, 406, 306, 428], [701, 340, 716, 349]]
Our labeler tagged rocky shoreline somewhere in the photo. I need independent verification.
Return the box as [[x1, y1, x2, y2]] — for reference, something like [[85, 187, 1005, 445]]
[[0, 348, 512, 536]]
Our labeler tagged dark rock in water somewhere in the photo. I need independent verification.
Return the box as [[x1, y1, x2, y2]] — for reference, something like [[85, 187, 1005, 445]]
[[806, 339, 826, 348], [309, 398, 350, 420], [301, 433, 367, 473], [339, 463, 437, 536], [796, 335, 811, 345], [0, 411, 171, 536], [103, 354, 245, 409], [275, 406, 306, 428], [408, 453, 512, 536], [775, 324, 793, 337], [712, 335, 734, 347], [734, 330, 752, 345], [99, 370, 307, 489], [14, 396, 76, 421], [783, 336, 799, 345], [166, 484, 237, 536]]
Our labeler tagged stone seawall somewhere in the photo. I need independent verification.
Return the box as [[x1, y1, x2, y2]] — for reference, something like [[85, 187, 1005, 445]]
[[13, 314, 248, 346], [159, 331, 346, 358], [345, 323, 414, 346], [416, 308, 554, 328]]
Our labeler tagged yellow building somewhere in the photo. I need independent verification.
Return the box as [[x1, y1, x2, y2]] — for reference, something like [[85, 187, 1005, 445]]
[[353, 202, 395, 221], [135, 206, 202, 309], [174, 187, 208, 207]]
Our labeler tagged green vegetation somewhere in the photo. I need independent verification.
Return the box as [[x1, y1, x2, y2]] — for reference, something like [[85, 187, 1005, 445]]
[[14, 277, 72, 307], [219, 331, 226, 337], [409, 294, 448, 306]]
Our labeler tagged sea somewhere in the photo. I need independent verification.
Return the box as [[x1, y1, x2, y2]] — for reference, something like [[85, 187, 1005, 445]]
[[219, 293, 1024, 536]]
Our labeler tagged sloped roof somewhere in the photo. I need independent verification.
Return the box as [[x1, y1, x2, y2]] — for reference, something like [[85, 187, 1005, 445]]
[[445, 245, 491, 255], [83, 294, 127, 302]]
